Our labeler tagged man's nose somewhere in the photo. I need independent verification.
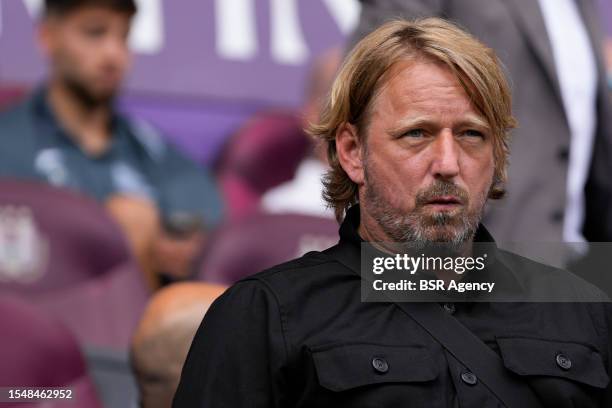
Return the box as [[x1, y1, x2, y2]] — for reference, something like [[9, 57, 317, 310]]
[[430, 130, 460, 179]]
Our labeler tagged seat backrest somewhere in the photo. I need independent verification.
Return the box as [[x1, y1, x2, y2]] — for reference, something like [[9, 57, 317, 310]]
[[217, 172, 261, 220], [197, 212, 338, 284], [36, 261, 151, 350], [215, 111, 310, 197], [0, 295, 103, 408], [0, 180, 132, 295]]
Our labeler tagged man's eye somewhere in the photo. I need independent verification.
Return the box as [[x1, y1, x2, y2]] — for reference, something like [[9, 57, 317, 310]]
[[463, 129, 484, 138], [83, 26, 107, 38], [402, 129, 425, 138]]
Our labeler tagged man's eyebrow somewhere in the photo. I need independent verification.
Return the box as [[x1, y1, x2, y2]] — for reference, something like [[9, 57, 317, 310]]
[[386, 117, 434, 136], [387, 115, 492, 136], [456, 116, 491, 130]]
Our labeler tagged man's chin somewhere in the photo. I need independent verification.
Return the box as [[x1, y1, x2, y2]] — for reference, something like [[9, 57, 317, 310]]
[[64, 78, 117, 108], [420, 210, 462, 226], [90, 87, 118, 103], [421, 206, 463, 218], [419, 226, 467, 243], [416, 214, 475, 243]]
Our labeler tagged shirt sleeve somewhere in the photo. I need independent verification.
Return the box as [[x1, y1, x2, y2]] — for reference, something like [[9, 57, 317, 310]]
[[172, 279, 289, 408]]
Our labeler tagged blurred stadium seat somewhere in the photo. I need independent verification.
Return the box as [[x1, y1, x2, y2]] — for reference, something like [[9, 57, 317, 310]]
[[197, 212, 338, 284], [0, 180, 150, 350], [37, 261, 150, 349], [0, 295, 102, 408], [50, 263, 150, 408], [0, 180, 131, 294], [214, 111, 311, 219]]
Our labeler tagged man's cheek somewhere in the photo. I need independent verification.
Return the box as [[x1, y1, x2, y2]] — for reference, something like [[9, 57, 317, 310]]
[[398, 190, 418, 213]]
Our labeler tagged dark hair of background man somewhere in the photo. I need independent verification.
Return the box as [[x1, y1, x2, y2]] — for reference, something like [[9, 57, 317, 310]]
[[44, 0, 137, 17]]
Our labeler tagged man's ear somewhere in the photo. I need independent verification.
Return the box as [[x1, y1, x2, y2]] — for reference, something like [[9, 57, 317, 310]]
[[336, 123, 365, 186]]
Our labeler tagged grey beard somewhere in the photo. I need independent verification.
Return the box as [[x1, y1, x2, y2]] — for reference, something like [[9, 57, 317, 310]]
[[371, 203, 480, 250], [363, 172, 485, 249]]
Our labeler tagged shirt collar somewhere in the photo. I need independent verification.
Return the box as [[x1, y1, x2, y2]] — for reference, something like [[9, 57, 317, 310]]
[[32, 87, 66, 144], [30, 86, 128, 152]]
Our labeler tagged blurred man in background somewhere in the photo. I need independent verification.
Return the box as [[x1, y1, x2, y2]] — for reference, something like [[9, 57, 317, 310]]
[[0, 0, 223, 288], [352, 0, 612, 249], [131, 282, 226, 408]]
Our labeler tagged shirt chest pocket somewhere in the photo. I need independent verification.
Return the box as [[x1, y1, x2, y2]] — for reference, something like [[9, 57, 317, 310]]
[[307, 343, 443, 407], [497, 337, 610, 407]]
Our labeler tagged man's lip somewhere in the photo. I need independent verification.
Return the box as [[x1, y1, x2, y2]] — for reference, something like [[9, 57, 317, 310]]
[[425, 196, 462, 205]]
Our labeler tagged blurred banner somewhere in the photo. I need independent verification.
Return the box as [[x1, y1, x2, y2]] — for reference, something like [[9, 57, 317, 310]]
[[0, 0, 359, 106]]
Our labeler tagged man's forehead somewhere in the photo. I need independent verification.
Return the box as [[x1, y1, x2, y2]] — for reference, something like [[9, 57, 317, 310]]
[[389, 62, 466, 101], [50, 5, 133, 22], [372, 59, 485, 122]]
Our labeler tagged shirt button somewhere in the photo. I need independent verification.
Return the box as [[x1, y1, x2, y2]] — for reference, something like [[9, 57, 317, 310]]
[[372, 357, 389, 374], [556, 353, 572, 370], [461, 371, 478, 385], [443, 303, 456, 314]]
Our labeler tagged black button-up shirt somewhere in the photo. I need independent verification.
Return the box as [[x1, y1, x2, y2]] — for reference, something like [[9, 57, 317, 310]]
[[174, 205, 612, 407]]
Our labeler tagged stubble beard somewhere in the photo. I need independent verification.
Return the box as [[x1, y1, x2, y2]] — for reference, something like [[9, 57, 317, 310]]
[[62, 74, 117, 110], [362, 164, 489, 248]]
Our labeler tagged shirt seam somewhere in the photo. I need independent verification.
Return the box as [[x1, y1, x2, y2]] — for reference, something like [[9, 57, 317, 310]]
[[246, 277, 292, 376]]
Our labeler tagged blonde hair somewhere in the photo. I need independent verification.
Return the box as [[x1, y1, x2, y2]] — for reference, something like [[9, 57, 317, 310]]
[[308, 18, 516, 221]]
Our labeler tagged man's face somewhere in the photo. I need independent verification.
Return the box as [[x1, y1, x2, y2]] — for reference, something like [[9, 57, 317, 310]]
[[41, 7, 133, 104], [356, 59, 495, 244]]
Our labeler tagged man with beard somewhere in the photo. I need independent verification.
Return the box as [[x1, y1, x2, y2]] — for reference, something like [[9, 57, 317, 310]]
[[0, 0, 223, 287], [173, 19, 612, 407]]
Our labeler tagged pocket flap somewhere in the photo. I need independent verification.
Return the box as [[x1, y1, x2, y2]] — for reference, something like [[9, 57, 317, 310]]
[[310, 343, 438, 392], [497, 337, 610, 388]]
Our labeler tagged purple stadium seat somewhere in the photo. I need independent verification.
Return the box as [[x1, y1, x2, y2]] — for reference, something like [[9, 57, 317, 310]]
[[0, 180, 132, 295], [215, 111, 311, 219], [0, 180, 150, 350], [218, 173, 261, 219], [197, 212, 338, 284], [0, 295, 102, 408], [37, 261, 150, 350]]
